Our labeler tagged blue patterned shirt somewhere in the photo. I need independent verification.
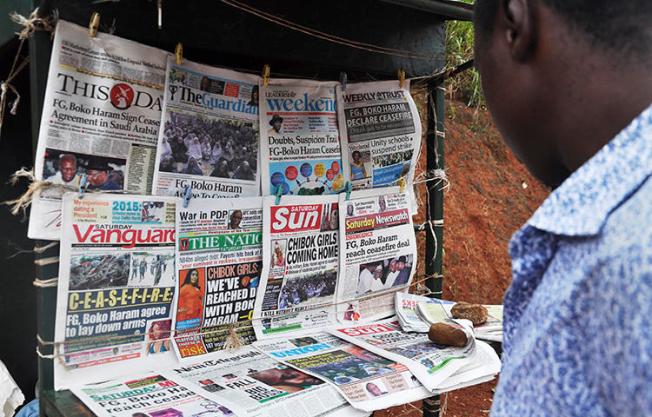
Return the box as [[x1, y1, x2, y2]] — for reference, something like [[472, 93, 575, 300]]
[[491, 104, 652, 417]]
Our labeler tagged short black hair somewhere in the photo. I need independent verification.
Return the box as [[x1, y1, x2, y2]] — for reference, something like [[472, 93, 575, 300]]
[[474, 0, 651, 60]]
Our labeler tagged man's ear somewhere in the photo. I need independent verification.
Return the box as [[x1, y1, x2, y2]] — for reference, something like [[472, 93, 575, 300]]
[[501, 0, 536, 61]]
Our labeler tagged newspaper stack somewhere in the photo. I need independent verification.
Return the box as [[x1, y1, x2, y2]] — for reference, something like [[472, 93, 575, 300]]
[[332, 319, 501, 394], [417, 302, 503, 343], [395, 292, 454, 333]]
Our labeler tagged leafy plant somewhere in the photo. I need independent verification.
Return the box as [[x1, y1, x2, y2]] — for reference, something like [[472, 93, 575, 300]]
[[445, 8, 484, 108]]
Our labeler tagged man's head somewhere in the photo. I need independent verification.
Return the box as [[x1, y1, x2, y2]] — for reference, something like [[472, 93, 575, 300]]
[[59, 154, 77, 182], [474, 0, 652, 188], [251, 367, 321, 387]]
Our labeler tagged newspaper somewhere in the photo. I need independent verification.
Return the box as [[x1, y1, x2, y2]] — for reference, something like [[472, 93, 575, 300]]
[[253, 195, 339, 339], [54, 193, 178, 389], [259, 79, 344, 196], [336, 81, 421, 190], [336, 188, 417, 324], [395, 293, 454, 333], [254, 333, 430, 412], [153, 57, 260, 199], [331, 319, 500, 393], [172, 197, 262, 359], [29, 20, 168, 240], [418, 303, 504, 343], [71, 373, 237, 417], [162, 347, 366, 417]]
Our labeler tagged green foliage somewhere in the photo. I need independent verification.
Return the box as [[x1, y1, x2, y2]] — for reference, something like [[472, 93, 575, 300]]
[[446, 18, 484, 108]]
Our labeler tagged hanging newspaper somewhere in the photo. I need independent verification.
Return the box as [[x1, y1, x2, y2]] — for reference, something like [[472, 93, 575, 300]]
[[336, 81, 421, 190], [153, 57, 260, 199], [336, 187, 417, 324], [259, 79, 345, 196], [29, 20, 167, 240], [162, 347, 366, 417], [253, 195, 339, 339], [173, 197, 262, 359], [332, 319, 500, 393], [71, 373, 237, 417], [395, 293, 454, 333], [54, 193, 178, 389], [254, 333, 430, 412]]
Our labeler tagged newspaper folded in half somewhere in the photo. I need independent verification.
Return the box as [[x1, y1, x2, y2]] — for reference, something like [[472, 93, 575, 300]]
[[395, 293, 454, 333], [418, 302, 503, 343], [162, 346, 367, 417], [253, 333, 430, 412], [71, 372, 237, 417], [331, 318, 500, 393]]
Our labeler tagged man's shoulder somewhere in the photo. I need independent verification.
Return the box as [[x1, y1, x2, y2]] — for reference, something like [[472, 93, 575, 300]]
[[602, 175, 652, 250]]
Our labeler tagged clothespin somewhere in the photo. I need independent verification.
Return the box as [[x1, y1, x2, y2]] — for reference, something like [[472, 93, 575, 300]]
[[182, 185, 192, 208], [175, 43, 183, 65], [398, 177, 406, 193], [275, 184, 283, 205], [397, 68, 406, 89], [339, 72, 348, 92], [88, 12, 100, 38], [345, 181, 353, 201], [78, 174, 88, 199], [157, 0, 163, 30], [262, 65, 271, 87]]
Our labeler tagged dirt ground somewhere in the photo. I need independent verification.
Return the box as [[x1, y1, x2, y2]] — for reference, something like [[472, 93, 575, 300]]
[[376, 98, 549, 417]]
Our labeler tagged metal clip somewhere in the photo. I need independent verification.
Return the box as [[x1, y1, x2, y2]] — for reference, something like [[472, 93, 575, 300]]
[[397, 68, 406, 89], [175, 43, 183, 65], [78, 174, 88, 199], [275, 184, 284, 205], [345, 181, 353, 201], [339, 72, 348, 91], [157, 0, 163, 29], [398, 177, 406, 193], [182, 185, 192, 208], [262, 64, 271, 87], [88, 12, 100, 38]]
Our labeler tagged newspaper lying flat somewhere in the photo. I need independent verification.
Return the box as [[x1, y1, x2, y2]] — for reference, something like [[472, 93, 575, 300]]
[[336, 188, 417, 324], [336, 81, 421, 191], [259, 80, 344, 196], [162, 347, 366, 417], [30, 20, 168, 240], [54, 193, 178, 389], [153, 57, 260, 199], [71, 373, 237, 417], [418, 302, 503, 343], [395, 293, 454, 333], [254, 333, 430, 412], [253, 195, 339, 339], [172, 197, 262, 359], [331, 318, 500, 393]]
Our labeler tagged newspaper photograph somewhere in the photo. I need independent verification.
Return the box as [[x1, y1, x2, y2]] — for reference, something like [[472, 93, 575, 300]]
[[153, 57, 260, 199], [71, 373, 236, 417], [331, 319, 487, 392], [30, 20, 168, 240], [54, 193, 178, 389], [254, 333, 429, 412], [260, 79, 344, 196], [162, 347, 365, 417], [253, 195, 339, 339], [336, 187, 417, 323], [336, 80, 421, 190], [173, 197, 262, 359]]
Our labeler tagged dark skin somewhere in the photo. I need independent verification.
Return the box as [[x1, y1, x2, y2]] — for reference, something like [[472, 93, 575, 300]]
[[474, 0, 652, 188]]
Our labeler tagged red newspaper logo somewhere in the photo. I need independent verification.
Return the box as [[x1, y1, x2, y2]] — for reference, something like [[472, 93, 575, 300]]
[[270, 205, 323, 233], [224, 83, 240, 98], [338, 323, 394, 337]]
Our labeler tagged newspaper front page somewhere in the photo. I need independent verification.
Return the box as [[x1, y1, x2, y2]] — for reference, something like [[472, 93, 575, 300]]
[[253, 195, 339, 339], [254, 333, 430, 412], [162, 347, 366, 417], [173, 197, 262, 359], [71, 373, 237, 417], [331, 319, 490, 392], [259, 80, 344, 196], [153, 57, 260, 199], [30, 20, 168, 240], [336, 188, 417, 324], [55, 193, 178, 389], [336, 81, 421, 190]]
